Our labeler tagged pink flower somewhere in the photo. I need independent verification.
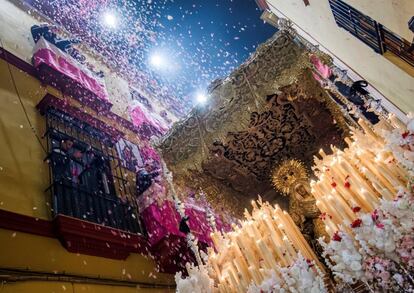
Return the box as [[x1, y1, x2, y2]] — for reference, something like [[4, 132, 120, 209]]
[[352, 206, 361, 213], [371, 209, 379, 221], [351, 218, 362, 228], [306, 259, 314, 267], [376, 222, 385, 229], [332, 231, 342, 242], [402, 131, 409, 139]]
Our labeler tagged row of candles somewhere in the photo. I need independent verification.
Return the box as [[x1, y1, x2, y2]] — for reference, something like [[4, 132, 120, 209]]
[[176, 116, 408, 291], [206, 199, 324, 292], [311, 118, 409, 237]]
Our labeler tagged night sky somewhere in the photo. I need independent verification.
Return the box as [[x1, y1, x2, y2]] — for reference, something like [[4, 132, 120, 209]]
[[30, 0, 276, 113], [151, 0, 276, 100]]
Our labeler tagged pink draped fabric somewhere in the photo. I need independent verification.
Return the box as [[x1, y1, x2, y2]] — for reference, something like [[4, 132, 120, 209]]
[[140, 145, 161, 163], [32, 38, 109, 103], [186, 206, 213, 245], [310, 54, 332, 83], [129, 105, 167, 134], [142, 200, 183, 246], [136, 181, 167, 213], [142, 200, 226, 246]]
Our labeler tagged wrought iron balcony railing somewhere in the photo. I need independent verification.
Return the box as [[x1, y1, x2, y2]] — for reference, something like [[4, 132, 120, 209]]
[[44, 108, 143, 235], [329, 0, 414, 68], [48, 179, 140, 233]]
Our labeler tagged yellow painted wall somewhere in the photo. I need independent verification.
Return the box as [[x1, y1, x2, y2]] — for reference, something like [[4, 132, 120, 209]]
[[0, 56, 175, 291], [0, 57, 152, 219], [0, 59, 50, 220], [0, 4, 177, 289], [0, 229, 174, 286], [0, 60, 174, 290], [267, 0, 414, 114], [0, 281, 173, 293], [0, 1, 179, 291]]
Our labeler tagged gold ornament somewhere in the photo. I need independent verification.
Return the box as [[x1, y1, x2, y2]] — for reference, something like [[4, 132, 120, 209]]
[[271, 159, 308, 195]]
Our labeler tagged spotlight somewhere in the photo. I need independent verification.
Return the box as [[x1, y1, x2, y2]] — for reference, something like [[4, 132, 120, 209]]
[[103, 11, 117, 28], [150, 53, 164, 68], [196, 92, 208, 104]]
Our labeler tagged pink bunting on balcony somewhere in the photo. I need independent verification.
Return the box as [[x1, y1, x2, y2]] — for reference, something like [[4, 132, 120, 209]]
[[129, 104, 167, 134], [33, 38, 111, 111], [310, 54, 332, 83]]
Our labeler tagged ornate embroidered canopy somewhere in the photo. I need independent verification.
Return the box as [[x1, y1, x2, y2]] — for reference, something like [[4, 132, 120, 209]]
[[158, 32, 350, 216]]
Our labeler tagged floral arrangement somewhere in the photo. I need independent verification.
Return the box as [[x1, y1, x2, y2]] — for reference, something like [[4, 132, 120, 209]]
[[175, 263, 213, 293], [383, 113, 414, 174], [319, 230, 364, 284], [319, 186, 414, 291], [247, 255, 327, 293], [176, 252, 327, 293]]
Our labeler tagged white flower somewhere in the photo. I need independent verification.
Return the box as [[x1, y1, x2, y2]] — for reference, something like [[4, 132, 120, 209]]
[[350, 261, 362, 271], [247, 255, 327, 293], [361, 214, 373, 226], [176, 264, 213, 293]]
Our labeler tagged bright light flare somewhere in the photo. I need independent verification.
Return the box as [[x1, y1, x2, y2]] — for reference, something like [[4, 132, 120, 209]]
[[103, 11, 118, 28], [150, 53, 165, 68], [196, 92, 208, 104]]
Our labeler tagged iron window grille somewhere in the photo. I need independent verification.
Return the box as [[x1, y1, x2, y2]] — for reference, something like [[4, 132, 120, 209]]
[[44, 108, 142, 234], [329, 0, 414, 67]]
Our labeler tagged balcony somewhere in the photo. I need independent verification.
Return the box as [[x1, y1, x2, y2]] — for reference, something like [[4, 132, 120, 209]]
[[40, 106, 148, 259], [33, 37, 112, 112], [48, 180, 140, 234], [329, 0, 414, 74]]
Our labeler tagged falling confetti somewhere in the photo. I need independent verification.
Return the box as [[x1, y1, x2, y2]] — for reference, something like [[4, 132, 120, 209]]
[[26, 0, 274, 116]]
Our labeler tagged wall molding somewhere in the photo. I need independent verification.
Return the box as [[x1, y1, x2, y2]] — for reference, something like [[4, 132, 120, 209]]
[[0, 267, 175, 289], [0, 209, 148, 260], [0, 209, 54, 238]]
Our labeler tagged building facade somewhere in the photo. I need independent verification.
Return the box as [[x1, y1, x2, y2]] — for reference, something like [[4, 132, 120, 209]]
[[0, 0, 190, 292], [259, 0, 414, 116]]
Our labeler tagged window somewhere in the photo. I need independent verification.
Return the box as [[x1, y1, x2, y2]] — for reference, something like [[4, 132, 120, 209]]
[[45, 108, 142, 234], [329, 0, 414, 71], [382, 26, 414, 68]]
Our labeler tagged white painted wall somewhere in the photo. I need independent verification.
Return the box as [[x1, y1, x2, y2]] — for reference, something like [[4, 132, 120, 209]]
[[266, 0, 414, 114]]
